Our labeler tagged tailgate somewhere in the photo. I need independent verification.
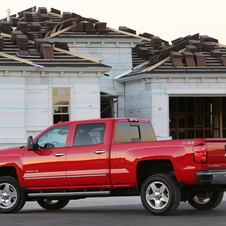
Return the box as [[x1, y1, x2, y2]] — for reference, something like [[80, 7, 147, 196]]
[[205, 139, 226, 163]]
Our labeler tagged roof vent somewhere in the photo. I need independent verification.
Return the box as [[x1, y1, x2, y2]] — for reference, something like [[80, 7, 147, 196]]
[[194, 52, 206, 66], [183, 52, 196, 67], [6, 9, 10, 22], [170, 52, 183, 67]]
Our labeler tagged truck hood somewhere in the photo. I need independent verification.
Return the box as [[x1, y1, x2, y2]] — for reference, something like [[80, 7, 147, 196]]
[[0, 146, 25, 154]]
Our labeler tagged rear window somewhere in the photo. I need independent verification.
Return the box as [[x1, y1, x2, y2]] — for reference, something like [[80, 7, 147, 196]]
[[114, 122, 156, 143]]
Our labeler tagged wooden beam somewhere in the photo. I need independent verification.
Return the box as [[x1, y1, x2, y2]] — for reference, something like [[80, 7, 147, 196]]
[[0, 52, 35, 65], [214, 42, 226, 48], [53, 47, 100, 64], [106, 27, 149, 41], [147, 48, 186, 72], [45, 25, 73, 39], [48, 12, 62, 18]]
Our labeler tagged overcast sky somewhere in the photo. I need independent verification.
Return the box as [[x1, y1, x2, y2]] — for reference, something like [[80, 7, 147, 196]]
[[0, 0, 225, 44]]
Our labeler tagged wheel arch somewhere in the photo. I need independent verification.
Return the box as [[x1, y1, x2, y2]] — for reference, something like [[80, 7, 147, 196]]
[[136, 159, 175, 192]]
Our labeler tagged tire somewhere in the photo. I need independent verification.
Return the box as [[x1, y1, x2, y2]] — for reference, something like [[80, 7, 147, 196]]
[[37, 198, 70, 210], [188, 191, 224, 210], [140, 174, 181, 216], [0, 176, 27, 213]]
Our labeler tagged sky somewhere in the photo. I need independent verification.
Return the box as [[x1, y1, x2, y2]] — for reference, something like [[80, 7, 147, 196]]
[[0, 0, 225, 44]]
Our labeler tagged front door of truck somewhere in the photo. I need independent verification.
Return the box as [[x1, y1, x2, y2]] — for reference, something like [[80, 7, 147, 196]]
[[66, 122, 110, 186], [23, 125, 70, 188]]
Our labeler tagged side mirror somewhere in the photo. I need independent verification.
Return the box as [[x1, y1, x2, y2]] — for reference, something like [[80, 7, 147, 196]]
[[27, 136, 34, 150]]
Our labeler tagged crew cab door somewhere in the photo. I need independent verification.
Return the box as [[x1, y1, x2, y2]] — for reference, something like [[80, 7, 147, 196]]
[[23, 125, 70, 187], [66, 122, 110, 186]]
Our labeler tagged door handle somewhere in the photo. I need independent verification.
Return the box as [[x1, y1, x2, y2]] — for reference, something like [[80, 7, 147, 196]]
[[94, 150, 106, 154], [54, 153, 65, 157]]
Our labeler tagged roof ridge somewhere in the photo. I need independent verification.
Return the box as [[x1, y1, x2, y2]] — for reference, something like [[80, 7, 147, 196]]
[[106, 27, 150, 41]]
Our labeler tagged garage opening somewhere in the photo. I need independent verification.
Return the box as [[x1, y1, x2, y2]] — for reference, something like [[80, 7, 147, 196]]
[[169, 97, 226, 139]]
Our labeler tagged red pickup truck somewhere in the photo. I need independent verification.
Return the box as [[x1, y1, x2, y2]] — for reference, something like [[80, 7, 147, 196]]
[[1, 118, 226, 215]]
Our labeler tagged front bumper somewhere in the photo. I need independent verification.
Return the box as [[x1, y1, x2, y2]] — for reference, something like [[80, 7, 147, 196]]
[[196, 170, 226, 185]]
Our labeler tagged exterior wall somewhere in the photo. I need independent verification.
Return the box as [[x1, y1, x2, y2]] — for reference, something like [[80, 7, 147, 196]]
[[67, 41, 137, 117], [124, 75, 226, 140], [0, 71, 101, 148]]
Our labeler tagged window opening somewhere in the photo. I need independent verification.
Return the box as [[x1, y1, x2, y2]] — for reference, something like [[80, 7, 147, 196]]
[[52, 88, 70, 124]]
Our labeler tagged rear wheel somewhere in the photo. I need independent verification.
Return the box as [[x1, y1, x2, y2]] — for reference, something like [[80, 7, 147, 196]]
[[188, 191, 224, 210], [140, 174, 181, 215], [0, 176, 27, 213], [37, 198, 70, 210]]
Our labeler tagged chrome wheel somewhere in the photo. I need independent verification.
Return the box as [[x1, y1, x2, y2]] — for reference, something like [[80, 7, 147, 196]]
[[0, 176, 26, 213], [141, 174, 181, 215], [145, 181, 169, 210], [0, 182, 18, 209], [188, 191, 224, 210]]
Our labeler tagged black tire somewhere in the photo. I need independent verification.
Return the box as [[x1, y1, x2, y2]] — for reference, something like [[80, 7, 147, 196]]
[[0, 176, 27, 213], [140, 174, 181, 215], [188, 191, 224, 210], [37, 198, 70, 210]]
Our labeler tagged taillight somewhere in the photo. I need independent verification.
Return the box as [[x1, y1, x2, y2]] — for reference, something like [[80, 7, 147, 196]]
[[193, 144, 207, 163]]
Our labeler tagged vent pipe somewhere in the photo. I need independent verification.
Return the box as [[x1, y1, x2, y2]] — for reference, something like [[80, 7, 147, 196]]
[[6, 9, 10, 22]]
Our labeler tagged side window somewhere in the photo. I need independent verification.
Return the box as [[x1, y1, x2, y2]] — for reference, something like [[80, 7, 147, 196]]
[[114, 122, 156, 143], [74, 123, 105, 146], [36, 125, 70, 149]]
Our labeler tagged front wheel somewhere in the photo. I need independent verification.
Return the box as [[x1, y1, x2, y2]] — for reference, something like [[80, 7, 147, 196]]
[[37, 198, 70, 210], [188, 191, 224, 210], [140, 174, 181, 216], [0, 176, 27, 213]]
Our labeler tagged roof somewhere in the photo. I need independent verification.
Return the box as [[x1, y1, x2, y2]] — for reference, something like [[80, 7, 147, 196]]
[[0, 6, 116, 70], [0, 6, 149, 42], [117, 34, 226, 81]]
